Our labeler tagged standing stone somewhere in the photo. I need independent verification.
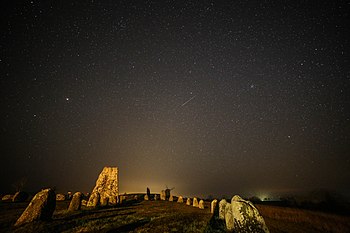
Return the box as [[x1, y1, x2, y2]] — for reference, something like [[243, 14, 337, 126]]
[[199, 200, 205, 209], [160, 190, 166, 200], [146, 187, 151, 196], [56, 193, 66, 201], [230, 195, 269, 233], [165, 189, 171, 200], [14, 188, 56, 227], [177, 196, 183, 203], [87, 167, 119, 207], [219, 199, 227, 220], [12, 191, 29, 202], [169, 195, 173, 202], [211, 199, 218, 214], [68, 192, 83, 212], [81, 200, 87, 206], [193, 197, 199, 207], [144, 194, 149, 200], [186, 198, 191, 205], [154, 194, 158, 201], [1, 194, 13, 202], [225, 203, 234, 231]]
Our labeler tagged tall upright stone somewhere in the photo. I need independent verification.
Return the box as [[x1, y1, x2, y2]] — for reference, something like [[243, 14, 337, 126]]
[[177, 196, 183, 203], [169, 195, 174, 202], [211, 199, 218, 214], [186, 197, 191, 205], [87, 167, 119, 207], [160, 190, 166, 200], [15, 188, 56, 227], [146, 187, 151, 196], [199, 200, 205, 209], [225, 203, 234, 231], [193, 197, 199, 207], [219, 199, 227, 220], [68, 192, 83, 212]]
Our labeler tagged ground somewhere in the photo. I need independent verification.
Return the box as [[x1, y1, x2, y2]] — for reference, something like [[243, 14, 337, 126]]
[[1, 198, 350, 232]]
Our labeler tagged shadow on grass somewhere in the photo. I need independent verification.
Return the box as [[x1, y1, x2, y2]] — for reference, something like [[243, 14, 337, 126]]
[[106, 219, 150, 233]]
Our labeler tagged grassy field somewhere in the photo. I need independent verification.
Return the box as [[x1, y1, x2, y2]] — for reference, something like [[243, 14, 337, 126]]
[[1, 198, 350, 232]]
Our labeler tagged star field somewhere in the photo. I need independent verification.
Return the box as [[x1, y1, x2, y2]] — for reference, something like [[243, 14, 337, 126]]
[[0, 1, 349, 198]]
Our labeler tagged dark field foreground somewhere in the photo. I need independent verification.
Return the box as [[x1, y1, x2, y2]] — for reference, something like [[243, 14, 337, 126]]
[[1, 200, 350, 233]]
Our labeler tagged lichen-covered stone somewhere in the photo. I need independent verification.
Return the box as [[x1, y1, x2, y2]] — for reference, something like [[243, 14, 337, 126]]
[[15, 188, 56, 227], [56, 193, 66, 201], [199, 200, 204, 209], [230, 195, 269, 233], [219, 199, 227, 220], [177, 196, 183, 203], [225, 203, 234, 231], [193, 197, 199, 207], [144, 194, 149, 200], [12, 191, 29, 202], [81, 200, 87, 206], [186, 197, 191, 205], [211, 199, 218, 214], [68, 192, 82, 212], [160, 190, 166, 200], [87, 167, 119, 207]]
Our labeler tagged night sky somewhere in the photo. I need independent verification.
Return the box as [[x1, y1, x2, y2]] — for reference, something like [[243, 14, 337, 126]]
[[1, 1, 349, 199]]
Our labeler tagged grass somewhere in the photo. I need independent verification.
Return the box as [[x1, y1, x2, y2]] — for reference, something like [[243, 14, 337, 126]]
[[1, 197, 350, 232]]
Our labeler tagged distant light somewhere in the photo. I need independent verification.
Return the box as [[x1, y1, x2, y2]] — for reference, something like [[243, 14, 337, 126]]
[[66, 97, 70, 101]]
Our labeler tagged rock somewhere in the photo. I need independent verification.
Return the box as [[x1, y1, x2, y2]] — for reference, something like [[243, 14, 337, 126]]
[[56, 193, 66, 201], [146, 187, 151, 196], [177, 196, 183, 203], [199, 200, 204, 209], [13, 192, 29, 202], [134, 195, 138, 200], [81, 200, 87, 206], [144, 194, 149, 200], [87, 167, 119, 207], [225, 203, 234, 231], [211, 199, 218, 214], [186, 197, 191, 205], [169, 195, 173, 202], [219, 199, 227, 220], [67, 191, 73, 200], [2, 195, 13, 202], [160, 190, 166, 200], [193, 197, 199, 207], [230, 195, 269, 233], [14, 188, 56, 227], [165, 189, 171, 200], [119, 195, 125, 204], [154, 194, 158, 201], [68, 192, 83, 212]]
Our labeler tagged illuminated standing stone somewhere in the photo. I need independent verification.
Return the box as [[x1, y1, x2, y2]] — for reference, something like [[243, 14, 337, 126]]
[[219, 199, 227, 220], [198, 200, 204, 209], [211, 199, 218, 214], [193, 197, 199, 207]]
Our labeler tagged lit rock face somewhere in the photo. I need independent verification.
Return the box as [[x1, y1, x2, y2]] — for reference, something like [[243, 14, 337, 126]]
[[186, 198, 191, 205], [2, 195, 13, 202], [198, 200, 204, 209], [169, 195, 174, 201], [193, 197, 199, 207], [144, 194, 149, 200], [211, 199, 218, 214], [12, 191, 29, 202], [229, 195, 269, 233], [154, 194, 158, 201], [68, 192, 83, 212], [177, 196, 183, 203], [87, 167, 119, 207], [225, 203, 234, 231], [219, 199, 227, 220], [15, 188, 56, 227], [56, 193, 66, 201], [160, 190, 166, 200]]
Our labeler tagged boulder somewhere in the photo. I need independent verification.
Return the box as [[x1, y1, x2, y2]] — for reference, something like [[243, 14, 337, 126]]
[[67, 191, 73, 200], [134, 195, 138, 200], [160, 190, 166, 200], [186, 198, 191, 206], [14, 188, 56, 227], [87, 167, 119, 207], [81, 200, 87, 206], [154, 194, 158, 201], [199, 200, 204, 209], [13, 192, 29, 202], [146, 187, 151, 196], [193, 197, 199, 207], [68, 192, 83, 212], [219, 199, 227, 220], [177, 196, 183, 203], [230, 195, 269, 233], [169, 195, 173, 202], [225, 203, 234, 231], [2, 194, 13, 202], [165, 189, 171, 199], [211, 199, 218, 214], [144, 194, 149, 201], [56, 193, 66, 201]]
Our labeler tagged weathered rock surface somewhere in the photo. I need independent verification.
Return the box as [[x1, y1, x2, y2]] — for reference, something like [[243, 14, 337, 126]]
[[177, 196, 183, 203], [211, 199, 218, 214], [144, 194, 149, 200], [87, 167, 119, 207], [1, 195, 13, 202], [14, 188, 56, 227], [12, 192, 29, 202], [165, 189, 171, 200], [56, 193, 66, 201], [81, 200, 87, 206], [186, 197, 191, 205], [199, 200, 204, 209], [169, 195, 173, 202], [146, 187, 150, 196], [225, 203, 234, 231], [68, 192, 82, 212], [193, 197, 199, 207], [160, 190, 166, 200], [230, 195, 269, 233], [219, 199, 227, 220]]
